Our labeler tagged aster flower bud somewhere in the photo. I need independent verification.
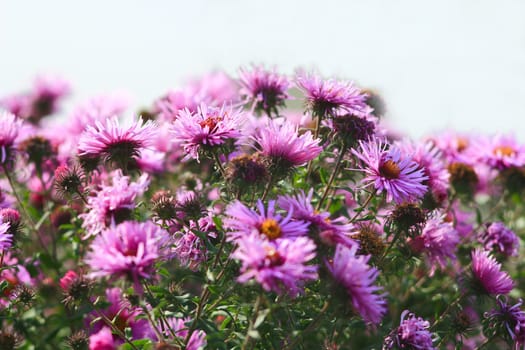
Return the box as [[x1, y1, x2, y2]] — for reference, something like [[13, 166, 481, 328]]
[[151, 190, 178, 222], [13, 284, 35, 307], [226, 153, 269, 192], [387, 203, 426, 237], [67, 331, 89, 350], [499, 166, 525, 195], [354, 224, 385, 259], [60, 270, 92, 307], [54, 165, 85, 199], [20, 135, 54, 171], [448, 162, 478, 197], [0, 329, 21, 350], [332, 113, 376, 148], [0, 208, 21, 238]]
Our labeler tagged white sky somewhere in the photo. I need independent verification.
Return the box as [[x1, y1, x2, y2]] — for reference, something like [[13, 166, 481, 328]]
[[2, 0, 525, 138]]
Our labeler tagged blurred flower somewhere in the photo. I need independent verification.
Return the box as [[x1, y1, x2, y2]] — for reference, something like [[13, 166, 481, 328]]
[[332, 113, 376, 147], [326, 244, 387, 324], [0, 111, 23, 166], [383, 310, 437, 350], [470, 248, 514, 296], [473, 134, 525, 170], [479, 222, 519, 257], [0, 222, 12, 251], [224, 199, 309, 241], [233, 234, 317, 296], [484, 296, 525, 347], [352, 138, 428, 204], [158, 317, 207, 350], [89, 327, 115, 350]]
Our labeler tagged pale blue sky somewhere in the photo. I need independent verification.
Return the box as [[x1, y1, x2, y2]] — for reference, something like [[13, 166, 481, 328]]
[[2, 0, 525, 138]]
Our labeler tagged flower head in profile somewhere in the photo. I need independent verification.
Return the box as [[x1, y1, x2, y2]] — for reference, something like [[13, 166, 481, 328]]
[[251, 119, 322, 176], [85, 221, 171, 291], [470, 248, 514, 296], [326, 244, 387, 324], [171, 103, 244, 161], [0, 111, 24, 166], [409, 215, 459, 276], [0, 222, 12, 251], [239, 65, 290, 115], [483, 296, 525, 347], [232, 234, 317, 296], [80, 170, 149, 238], [277, 189, 357, 248], [473, 134, 525, 170], [479, 222, 519, 257], [78, 116, 157, 170], [383, 310, 437, 350], [352, 138, 428, 204], [295, 72, 370, 117], [224, 200, 309, 241]]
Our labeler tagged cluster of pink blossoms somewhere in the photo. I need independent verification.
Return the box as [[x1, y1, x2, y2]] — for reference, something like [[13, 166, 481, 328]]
[[0, 66, 524, 349]]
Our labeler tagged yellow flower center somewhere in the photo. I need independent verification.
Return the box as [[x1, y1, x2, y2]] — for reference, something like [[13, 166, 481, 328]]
[[379, 159, 401, 179], [493, 146, 515, 157], [260, 219, 282, 239]]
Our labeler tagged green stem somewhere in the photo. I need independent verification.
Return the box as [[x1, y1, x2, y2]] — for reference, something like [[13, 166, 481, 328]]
[[317, 144, 346, 211], [284, 301, 330, 350], [212, 152, 227, 178], [241, 294, 263, 350], [349, 192, 374, 223], [431, 293, 465, 330]]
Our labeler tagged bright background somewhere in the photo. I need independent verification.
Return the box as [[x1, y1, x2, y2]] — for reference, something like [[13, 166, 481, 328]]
[[2, 0, 525, 138]]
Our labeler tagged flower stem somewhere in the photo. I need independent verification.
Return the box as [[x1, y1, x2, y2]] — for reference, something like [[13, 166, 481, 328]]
[[317, 144, 346, 211], [349, 192, 374, 223], [431, 293, 465, 330], [241, 294, 263, 350], [284, 301, 330, 350]]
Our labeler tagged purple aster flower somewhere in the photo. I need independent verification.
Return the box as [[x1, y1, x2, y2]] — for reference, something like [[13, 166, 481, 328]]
[[484, 296, 525, 347], [0, 222, 12, 251], [85, 221, 171, 291], [383, 310, 437, 350], [78, 116, 157, 170], [158, 317, 207, 350], [473, 134, 525, 170], [172, 225, 206, 271], [87, 287, 153, 342], [171, 103, 244, 162], [224, 199, 309, 241], [80, 170, 149, 238], [427, 131, 474, 164], [232, 234, 317, 296], [471, 248, 514, 296], [396, 140, 450, 201], [251, 119, 322, 173], [352, 138, 428, 204], [479, 222, 519, 257], [89, 327, 115, 350], [277, 189, 358, 248], [295, 72, 370, 117], [239, 65, 290, 115], [326, 244, 387, 324], [409, 215, 459, 276], [0, 111, 23, 165]]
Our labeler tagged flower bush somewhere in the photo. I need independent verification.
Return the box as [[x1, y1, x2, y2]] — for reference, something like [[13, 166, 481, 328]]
[[1, 66, 525, 349]]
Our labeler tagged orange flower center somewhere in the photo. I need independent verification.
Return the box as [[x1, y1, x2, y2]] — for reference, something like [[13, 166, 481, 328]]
[[493, 146, 515, 157], [199, 115, 223, 130], [379, 160, 401, 179], [260, 219, 282, 239], [456, 138, 468, 152]]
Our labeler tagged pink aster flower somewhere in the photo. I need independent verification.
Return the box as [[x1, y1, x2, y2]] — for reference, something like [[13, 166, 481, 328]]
[[352, 138, 428, 204], [85, 221, 171, 292], [472, 134, 525, 170], [158, 317, 207, 350], [0, 222, 12, 251], [471, 248, 514, 296], [172, 225, 207, 271], [384, 310, 437, 350], [27, 75, 71, 123], [326, 244, 386, 324], [88, 287, 153, 341], [427, 131, 474, 164], [233, 234, 317, 296], [479, 222, 519, 257], [171, 103, 244, 162], [252, 119, 322, 170], [80, 170, 149, 237], [0, 111, 24, 165], [409, 215, 459, 276], [295, 72, 370, 117], [78, 116, 157, 170], [89, 327, 115, 350], [224, 199, 309, 241], [396, 140, 450, 201], [277, 189, 357, 248], [239, 65, 290, 115]]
